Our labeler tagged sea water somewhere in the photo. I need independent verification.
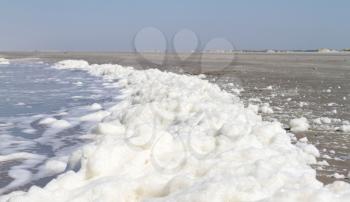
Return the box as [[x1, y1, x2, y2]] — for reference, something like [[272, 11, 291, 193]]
[[0, 59, 119, 194]]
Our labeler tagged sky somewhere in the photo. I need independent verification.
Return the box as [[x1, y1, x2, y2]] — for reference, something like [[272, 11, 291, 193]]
[[0, 0, 349, 51]]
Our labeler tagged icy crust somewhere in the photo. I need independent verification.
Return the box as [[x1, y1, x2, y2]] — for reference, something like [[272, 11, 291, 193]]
[[2, 60, 350, 201]]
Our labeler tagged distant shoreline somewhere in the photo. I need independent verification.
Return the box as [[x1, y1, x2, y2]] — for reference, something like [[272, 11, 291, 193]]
[[1, 51, 350, 76]]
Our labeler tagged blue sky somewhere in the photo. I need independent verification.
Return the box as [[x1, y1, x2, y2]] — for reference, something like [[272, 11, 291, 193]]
[[0, 0, 349, 51]]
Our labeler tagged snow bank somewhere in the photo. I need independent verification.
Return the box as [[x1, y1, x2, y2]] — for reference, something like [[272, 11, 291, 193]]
[[289, 117, 310, 132], [0, 58, 10, 65], [2, 60, 350, 201]]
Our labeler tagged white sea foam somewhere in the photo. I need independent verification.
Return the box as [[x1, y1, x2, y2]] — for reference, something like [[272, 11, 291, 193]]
[[340, 125, 350, 133], [289, 117, 310, 132], [0, 58, 10, 65], [318, 48, 338, 53], [0, 152, 45, 162], [79, 110, 110, 122], [1, 60, 350, 201], [35, 158, 68, 177], [0, 152, 47, 194], [89, 103, 103, 111], [38, 117, 71, 129], [259, 103, 274, 114]]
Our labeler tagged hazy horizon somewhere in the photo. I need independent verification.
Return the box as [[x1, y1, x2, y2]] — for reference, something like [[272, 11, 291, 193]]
[[1, 0, 350, 51]]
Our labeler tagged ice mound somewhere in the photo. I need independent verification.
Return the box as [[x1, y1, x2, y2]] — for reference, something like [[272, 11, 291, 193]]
[[0, 58, 10, 65], [2, 60, 350, 201]]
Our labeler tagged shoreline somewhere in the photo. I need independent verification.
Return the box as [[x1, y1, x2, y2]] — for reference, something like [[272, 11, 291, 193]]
[[1, 53, 350, 187], [2, 52, 350, 81], [1, 58, 349, 201]]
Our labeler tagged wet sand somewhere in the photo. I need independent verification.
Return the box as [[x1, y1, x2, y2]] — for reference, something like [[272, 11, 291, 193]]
[[1, 51, 350, 184]]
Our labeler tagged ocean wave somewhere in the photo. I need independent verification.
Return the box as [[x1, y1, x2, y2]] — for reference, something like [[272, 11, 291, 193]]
[[1, 60, 349, 201]]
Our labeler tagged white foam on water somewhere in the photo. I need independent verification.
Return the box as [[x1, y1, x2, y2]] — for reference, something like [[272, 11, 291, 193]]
[[340, 125, 350, 133], [289, 117, 310, 132], [0, 58, 10, 65], [34, 157, 68, 178], [334, 173, 346, 179], [0, 116, 40, 155], [259, 103, 274, 114], [79, 110, 110, 122], [1, 60, 350, 201], [89, 103, 103, 111], [0, 152, 47, 194], [317, 160, 330, 166], [49, 120, 71, 129], [0, 152, 45, 162], [38, 117, 58, 125], [7, 169, 32, 191], [0, 103, 115, 194], [39, 117, 73, 131], [0, 60, 123, 195]]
